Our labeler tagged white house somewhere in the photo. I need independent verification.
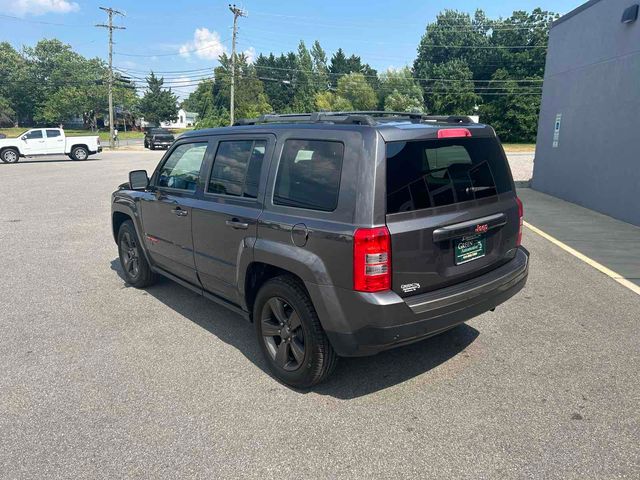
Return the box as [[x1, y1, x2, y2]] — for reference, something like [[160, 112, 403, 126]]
[[161, 108, 198, 129]]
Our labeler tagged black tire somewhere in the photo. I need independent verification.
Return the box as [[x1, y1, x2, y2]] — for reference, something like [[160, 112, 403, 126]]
[[1, 148, 20, 164], [144, 140, 149, 149], [254, 275, 338, 388], [70, 145, 89, 161], [117, 220, 156, 288], [149, 143, 155, 150]]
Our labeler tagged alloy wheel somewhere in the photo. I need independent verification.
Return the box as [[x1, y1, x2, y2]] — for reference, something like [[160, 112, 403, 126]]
[[120, 231, 140, 278], [261, 297, 306, 371]]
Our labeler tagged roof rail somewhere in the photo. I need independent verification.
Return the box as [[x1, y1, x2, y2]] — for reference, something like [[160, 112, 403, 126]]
[[233, 111, 475, 126]]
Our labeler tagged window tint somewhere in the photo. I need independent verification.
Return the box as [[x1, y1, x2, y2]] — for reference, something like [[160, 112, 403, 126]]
[[208, 140, 266, 198], [25, 130, 43, 140], [157, 142, 207, 191], [274, 140, 344, 212], [45, 129, 61, 138], [386, 138, 512, 214]]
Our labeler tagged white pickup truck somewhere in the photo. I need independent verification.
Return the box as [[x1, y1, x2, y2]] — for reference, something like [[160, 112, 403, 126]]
[[0, 128, 101, 163]]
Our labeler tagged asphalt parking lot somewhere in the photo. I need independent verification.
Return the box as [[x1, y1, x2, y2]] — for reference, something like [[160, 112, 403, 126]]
[[1, 151, 638, 479]]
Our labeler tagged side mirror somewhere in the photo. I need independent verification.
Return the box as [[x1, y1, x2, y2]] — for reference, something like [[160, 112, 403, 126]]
[[21, 136, 27, 141], [129, 170, 149, 190]]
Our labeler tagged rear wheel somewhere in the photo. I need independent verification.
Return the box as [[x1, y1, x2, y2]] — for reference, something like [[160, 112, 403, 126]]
[[70, 146, 89, 161], [254, 275, 338, 388], [117, 220, 156, 288], [1, 148, 19, 164]]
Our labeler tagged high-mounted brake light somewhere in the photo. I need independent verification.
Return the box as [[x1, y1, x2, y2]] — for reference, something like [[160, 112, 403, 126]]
[[516, 196, 524, 246], [437, 128, 472, 139], [353, 227, 391, 292]]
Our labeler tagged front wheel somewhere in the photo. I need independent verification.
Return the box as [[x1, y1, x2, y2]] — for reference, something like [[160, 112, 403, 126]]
[[149, 143, 155, 150], [117, 220, 156, 288], [254, 276, 338, 388], [70, 146, 89, 161], [1, 148, 19, 163]]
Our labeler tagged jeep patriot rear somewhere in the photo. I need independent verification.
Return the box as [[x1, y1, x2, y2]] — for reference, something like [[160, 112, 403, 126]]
[[112, 112, 529, 387]]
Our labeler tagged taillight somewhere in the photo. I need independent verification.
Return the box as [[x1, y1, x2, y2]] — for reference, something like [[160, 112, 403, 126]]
[[353, 227, 391, 292], [516, 196, 524, 246], [437, 128, 472, 139]]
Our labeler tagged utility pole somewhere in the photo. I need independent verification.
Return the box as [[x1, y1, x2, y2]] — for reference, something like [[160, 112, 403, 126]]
[[96, 6, 125, 148], [228, 4, 246, 126]]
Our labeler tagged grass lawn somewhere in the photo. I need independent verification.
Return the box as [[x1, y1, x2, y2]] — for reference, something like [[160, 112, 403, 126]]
[[0, 127, 144, 141], [502, 143, 536, 153]]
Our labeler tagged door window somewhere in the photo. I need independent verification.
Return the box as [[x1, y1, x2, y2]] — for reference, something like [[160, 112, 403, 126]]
[[273, 140, 344, 212], [156, 142, 207, 191], [208, 140, 267, 198], [45, 130, 61, 138], [25, 130, 43, 140]]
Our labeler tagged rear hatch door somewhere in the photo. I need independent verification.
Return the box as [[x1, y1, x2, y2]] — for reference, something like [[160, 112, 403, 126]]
[[384, 131, 520, 297]]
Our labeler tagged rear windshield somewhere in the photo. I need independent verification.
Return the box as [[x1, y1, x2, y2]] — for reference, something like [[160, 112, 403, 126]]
[[150, 129, 170, 134], [386, 138, 512, 214]]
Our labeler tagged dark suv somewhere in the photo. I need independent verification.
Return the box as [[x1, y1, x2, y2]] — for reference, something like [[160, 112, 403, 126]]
[[112, 112, 529, 387], [144, 128, 175, 150]]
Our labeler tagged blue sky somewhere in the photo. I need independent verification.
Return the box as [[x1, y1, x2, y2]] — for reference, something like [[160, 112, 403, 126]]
[[0, 0, 582, 98]]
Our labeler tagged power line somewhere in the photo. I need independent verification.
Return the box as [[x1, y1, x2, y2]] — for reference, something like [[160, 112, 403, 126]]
[[114, 36, 231, 58], [0, 13, 93, 27]]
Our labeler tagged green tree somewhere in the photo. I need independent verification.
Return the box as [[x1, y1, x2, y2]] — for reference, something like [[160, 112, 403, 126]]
[[212, 54, 271, 121], [0, 95, 15, 127], [291, 41, 317, 112], [378, 67, 424, 112], [329, 48, 377, 89], [0, 42, 29, 125], [310, 40, 329, 92], [425, 59, 479, 115], [314, 91, 353, 111], [255, 52, 297, 112], [414, 10, 492, 84], [336, 73, 377, 111], [138, 72, 179, 126], [479, 69, 540, 142], [182, 79, 215, 118]]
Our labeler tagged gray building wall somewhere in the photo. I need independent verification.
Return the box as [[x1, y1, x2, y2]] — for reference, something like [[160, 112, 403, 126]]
[[532, 0, 640, 226]]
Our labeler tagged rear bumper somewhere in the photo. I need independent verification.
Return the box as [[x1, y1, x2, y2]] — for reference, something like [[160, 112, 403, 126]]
[[310, 247, 529, 357]]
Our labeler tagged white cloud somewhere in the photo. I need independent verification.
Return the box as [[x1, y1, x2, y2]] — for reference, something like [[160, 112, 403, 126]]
[[2, 0, 79, 17], [179, 28, 226, 61], [243, 47, 256, 64]]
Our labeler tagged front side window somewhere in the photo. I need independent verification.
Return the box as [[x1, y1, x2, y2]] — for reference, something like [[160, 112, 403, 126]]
[[25, 130, 43, 140], [208, 140, 266, 198], [156, 142, 207, 191], [273, 140, 344, 212], [46, 130, 61, 138]]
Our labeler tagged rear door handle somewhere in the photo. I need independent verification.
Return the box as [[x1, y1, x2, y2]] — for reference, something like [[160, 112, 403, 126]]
[[225, 219, 249, 230], [171, 207, 188, 217]]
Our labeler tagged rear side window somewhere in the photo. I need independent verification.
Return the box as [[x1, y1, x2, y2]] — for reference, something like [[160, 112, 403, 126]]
[[386, 138, 512, 214], [274, 140, 344, 212], [208, 140, 266, 198], [46, 129, 61, 138]]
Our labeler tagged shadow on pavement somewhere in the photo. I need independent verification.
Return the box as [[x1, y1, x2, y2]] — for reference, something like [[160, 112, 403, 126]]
[[111, 259, 479, 399], [3, 157, 102, 164]]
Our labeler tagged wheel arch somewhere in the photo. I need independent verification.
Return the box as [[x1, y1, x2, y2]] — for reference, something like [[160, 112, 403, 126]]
[[1, 146, 22, 158], [70, 143, 89, 153], [243, 262, 310, 322]]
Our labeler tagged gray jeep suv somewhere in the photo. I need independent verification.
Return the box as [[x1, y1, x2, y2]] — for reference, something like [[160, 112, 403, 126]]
[[112, 112, 529, 387]]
